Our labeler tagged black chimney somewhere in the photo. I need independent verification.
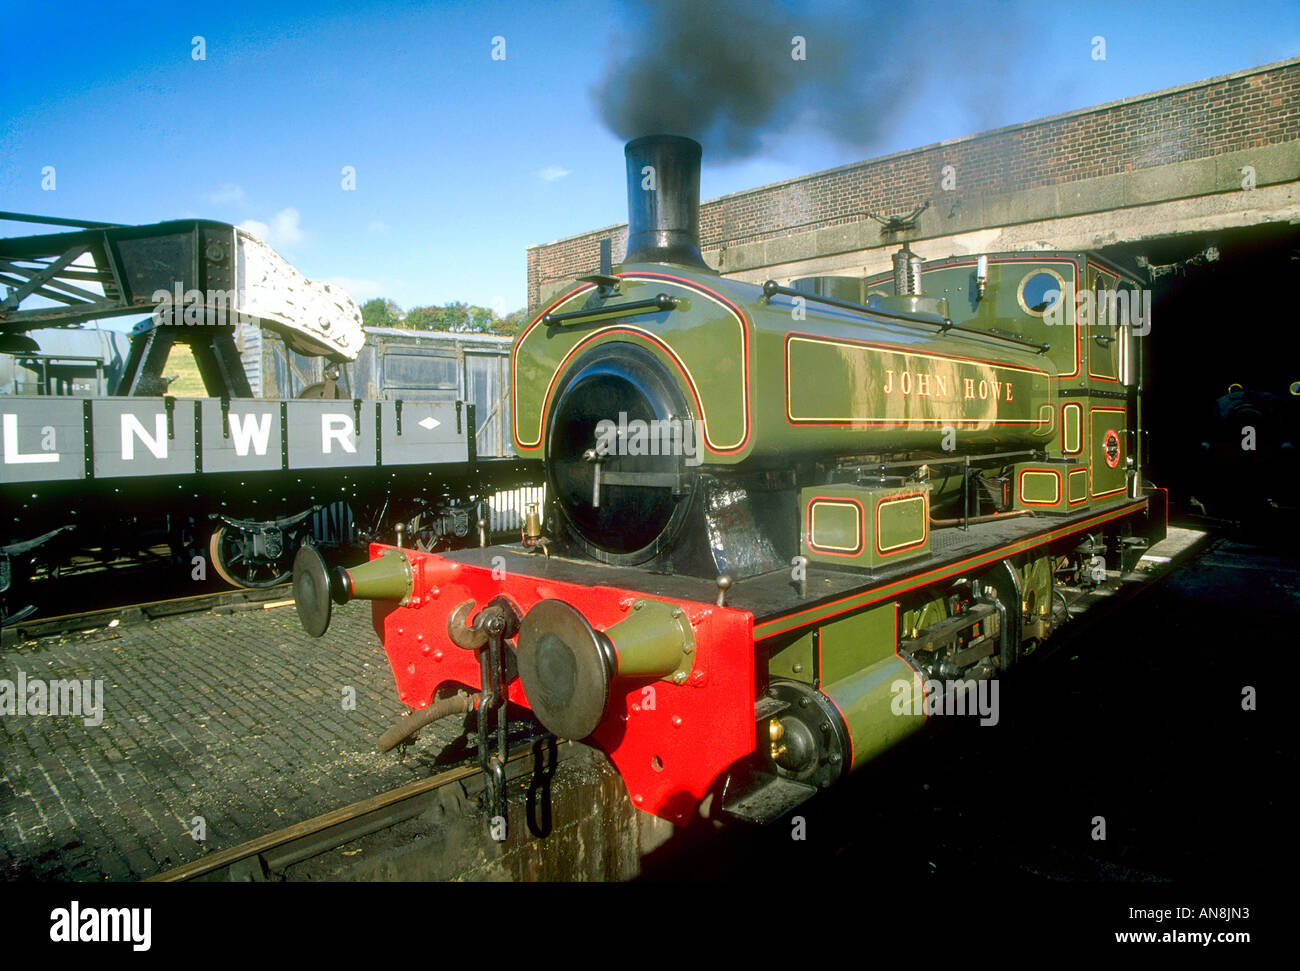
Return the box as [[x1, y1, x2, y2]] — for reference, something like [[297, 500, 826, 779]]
[[623, 135, 709, 269]]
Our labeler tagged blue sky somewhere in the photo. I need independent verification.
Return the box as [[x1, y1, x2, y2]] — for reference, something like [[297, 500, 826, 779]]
[[2, 0, 1297, 318]]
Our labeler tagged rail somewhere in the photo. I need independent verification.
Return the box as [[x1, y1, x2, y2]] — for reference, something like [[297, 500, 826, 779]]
[[0, 583, 294, 647], [149, 737, 562, 881]]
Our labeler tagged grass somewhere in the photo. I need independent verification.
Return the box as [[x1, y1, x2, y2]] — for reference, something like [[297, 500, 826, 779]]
[[160, 344, 208, 397]]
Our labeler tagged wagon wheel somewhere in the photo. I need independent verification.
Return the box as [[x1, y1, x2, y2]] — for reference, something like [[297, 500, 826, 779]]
[[409, 512, 446, 553], [208, 525, 292, 589], [297, 364, 346, 400], [297, 381, 346, 399], [0, 596, 37, 627], [0, 563, 37, 627]]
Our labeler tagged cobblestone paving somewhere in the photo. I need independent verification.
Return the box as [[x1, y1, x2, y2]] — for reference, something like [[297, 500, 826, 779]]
[[0, 601, 461, 881]]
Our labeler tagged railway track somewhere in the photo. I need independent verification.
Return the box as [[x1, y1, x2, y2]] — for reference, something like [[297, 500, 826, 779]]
[[150, 738, 564, 882], [0, 582, 295, 647]]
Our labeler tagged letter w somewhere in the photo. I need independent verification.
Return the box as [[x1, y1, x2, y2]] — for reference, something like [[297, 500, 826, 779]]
[[228, 412, 273, 456]]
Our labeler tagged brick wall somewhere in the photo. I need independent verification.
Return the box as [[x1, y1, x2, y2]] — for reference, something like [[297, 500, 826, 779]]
[[527, 58, 1300, 308]]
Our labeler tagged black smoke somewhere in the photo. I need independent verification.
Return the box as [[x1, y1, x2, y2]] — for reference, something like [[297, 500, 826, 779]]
[[593, 0, 1030, 160]]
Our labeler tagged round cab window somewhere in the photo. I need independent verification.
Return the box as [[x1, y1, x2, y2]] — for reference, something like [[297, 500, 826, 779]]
[[1017, 269, 1066, 316]]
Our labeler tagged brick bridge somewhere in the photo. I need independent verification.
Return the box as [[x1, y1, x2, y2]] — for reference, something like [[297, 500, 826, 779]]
[[527, 57, 1300, 308]]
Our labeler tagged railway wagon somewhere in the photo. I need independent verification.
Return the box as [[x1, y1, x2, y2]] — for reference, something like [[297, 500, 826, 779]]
[[200, 325, 529, 588], [0, 326, 131, 397], [296, 135, 1166, 829], [0, 214, 538, 622], [2, 319, 515, 461], [246, 325, 514, 459]]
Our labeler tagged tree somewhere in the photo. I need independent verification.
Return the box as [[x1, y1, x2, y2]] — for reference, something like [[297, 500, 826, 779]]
[[435, 302, 475, 331], [360, 297, 529, 334], [403, 306, 441, 330], [500, 308, 530, 334], [360, 297, 403, 330]]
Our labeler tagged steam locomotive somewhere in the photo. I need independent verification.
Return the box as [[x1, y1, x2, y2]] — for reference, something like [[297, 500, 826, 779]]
[[294, 135, 1164, 826]]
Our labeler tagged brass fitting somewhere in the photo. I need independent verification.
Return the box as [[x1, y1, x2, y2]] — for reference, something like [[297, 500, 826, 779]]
[[523, 502, 542, 541], [769, 718, 787, 760]]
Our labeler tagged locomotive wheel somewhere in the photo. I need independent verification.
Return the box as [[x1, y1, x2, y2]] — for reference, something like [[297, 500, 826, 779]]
[[208, 525, 292, 588]]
